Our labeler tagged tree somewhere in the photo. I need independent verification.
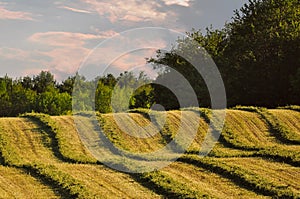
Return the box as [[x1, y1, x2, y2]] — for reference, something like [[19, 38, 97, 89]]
[[58, 76, 75, 95], [0, 75, 12, 116], [149, 0, 300, 107], [223, 0, 300, 106], [33, 71, 56, 93]]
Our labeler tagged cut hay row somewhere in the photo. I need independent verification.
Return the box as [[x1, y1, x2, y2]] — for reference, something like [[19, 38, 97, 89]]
[[234, 107, 300, 144], [179, 155, 299, 198], [99, 112, 166, 153], [0, 166, 59, 199], [224, 110, 277, 149], [0, 117, 59, 166], [218, 157, 300, 195], [55, 163, 161, 199], [51, 115, 97, 163], [99, 110, 209, 154], [0, 116, 163, 198], [136, 170, 210, 198], [24, 113, 97, 163], [268, 109, 300, 143], [161, 110, 208, 153], [208, 143, 257, 157], [161, 162, 269, 198]]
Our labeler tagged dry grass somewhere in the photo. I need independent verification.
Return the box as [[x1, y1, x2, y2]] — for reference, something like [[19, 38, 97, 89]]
[[51, 116, 97, 162], [225, 110, 276, 147], [161, 162, 270, 198], [269, 110, 300, 137], [100, 113, 166, 153], [54, 163, 161, 199], [0, 117, 59, 165], [218, 157, 300, 195], [224, 110, 300, 152], [0, 166, 59, 198]]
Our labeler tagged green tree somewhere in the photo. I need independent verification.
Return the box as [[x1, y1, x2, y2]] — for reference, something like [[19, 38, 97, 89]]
[[33, 71, 56, 93], [223, 0, 300, 106]]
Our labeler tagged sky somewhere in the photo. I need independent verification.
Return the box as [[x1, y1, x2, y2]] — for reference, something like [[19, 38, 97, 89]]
[[0, 0, 248, 81]]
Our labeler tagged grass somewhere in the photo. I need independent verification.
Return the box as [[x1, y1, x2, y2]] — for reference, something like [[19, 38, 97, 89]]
[[23, 113, 97, 164], [0, 165, 60, 198], [161, 162, 269, 198], [0, 115, 163, 198], [197, 108, 300, 165], [268, 109, 300, 143], [218, 157, 300, 195], [0, 107, 299, 198], [234, 106, 300, 144], [55, 163, 161, 199], [179, 155, 299, 198], [136, 170, 211, 198], [0, 117, 58, 166], [99, 112, 166, 153]]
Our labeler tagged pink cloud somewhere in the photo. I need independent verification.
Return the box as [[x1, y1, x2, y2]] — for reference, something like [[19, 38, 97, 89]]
[[162, 0, 191, 7], [0, 6, 34, 20], [59, 6, 92, 14], [28, 31, 117, 47], [40, 47, 90, 74], [0, 47, 45, 64], [85, 37, 167, 77], [27, 31, 118, 78], [79, 0, 167, 23]]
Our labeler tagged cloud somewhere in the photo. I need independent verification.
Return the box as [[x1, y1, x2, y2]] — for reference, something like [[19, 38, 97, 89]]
[[0, 5, 34, 20], [79, 0, 167, 23], [0, 47, 44, 63], [28, 31, 117, 47], [59, 6, 92, 14], [27, 31, 118, 79], [162, 0, 191, 7]]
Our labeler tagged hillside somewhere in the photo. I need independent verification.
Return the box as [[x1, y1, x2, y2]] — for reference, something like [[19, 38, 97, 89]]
[[0, 108, 299, 198]]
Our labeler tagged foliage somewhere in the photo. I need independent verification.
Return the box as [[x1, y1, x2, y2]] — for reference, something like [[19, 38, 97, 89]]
[[0, 70, 156, 116], [148, 0, 300, 108]]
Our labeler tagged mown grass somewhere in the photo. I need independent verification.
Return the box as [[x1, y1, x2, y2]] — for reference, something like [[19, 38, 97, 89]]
[[268, 109, 300, 142], [135, 170, 211, 198], [23, 113, 97, 164], [179, 155, 299, 198], [56, 163, 161, 199], [0, 117, 58, 166], [0, 165, 60, 198], [100, 110, 211, 155], [218, 157, 300, 195], [0, 108, 299, 198], [234, 106, 300, 145], [195, 108, 300, 166], [99, 112, 166, 153], [161, 162, 269, 198], [0, 115, 163, 198]]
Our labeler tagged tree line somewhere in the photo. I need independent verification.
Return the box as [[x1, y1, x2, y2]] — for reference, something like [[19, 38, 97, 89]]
[[0, 71, 155, 116], [0, 0, 299, 116]]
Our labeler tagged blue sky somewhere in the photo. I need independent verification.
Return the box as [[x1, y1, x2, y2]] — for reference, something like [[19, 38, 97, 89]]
[[0, 0, 247, 80]]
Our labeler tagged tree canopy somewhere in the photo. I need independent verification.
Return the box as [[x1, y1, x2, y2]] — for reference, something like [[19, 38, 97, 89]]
[[149, 0, 300, 108]]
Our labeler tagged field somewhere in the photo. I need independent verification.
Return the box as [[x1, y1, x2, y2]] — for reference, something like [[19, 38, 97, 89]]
[[0, 108, 299, 198]]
